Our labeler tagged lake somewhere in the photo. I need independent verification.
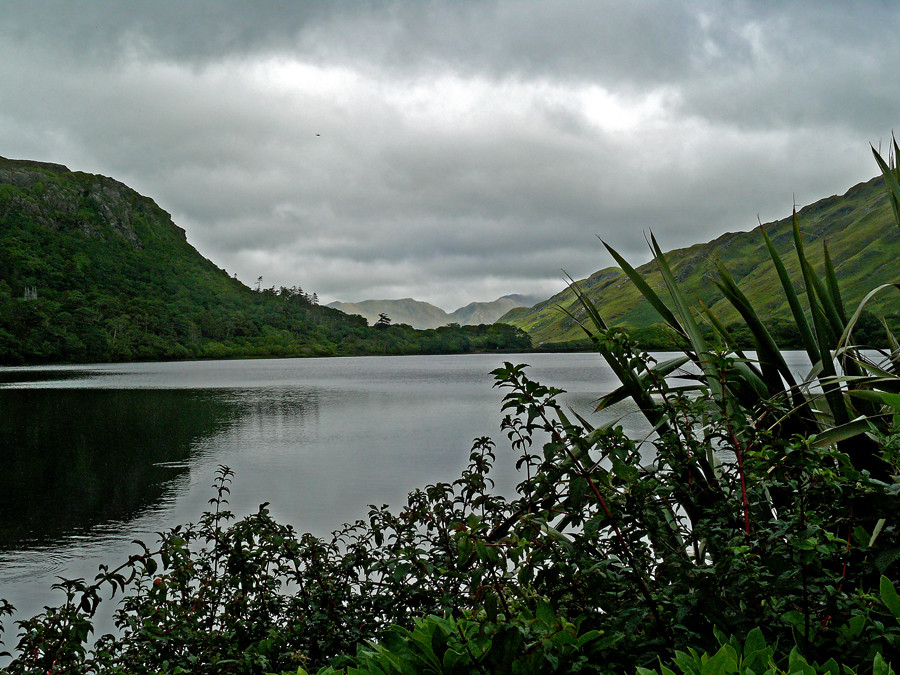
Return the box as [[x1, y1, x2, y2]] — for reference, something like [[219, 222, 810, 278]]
[[0, 351, 812, 640]]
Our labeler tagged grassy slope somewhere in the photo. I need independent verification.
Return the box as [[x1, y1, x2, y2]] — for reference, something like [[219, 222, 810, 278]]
[[502, 175, 900, 344]]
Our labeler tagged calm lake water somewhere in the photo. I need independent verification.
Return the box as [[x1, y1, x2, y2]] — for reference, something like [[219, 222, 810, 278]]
[[0, 351, 812, 640]]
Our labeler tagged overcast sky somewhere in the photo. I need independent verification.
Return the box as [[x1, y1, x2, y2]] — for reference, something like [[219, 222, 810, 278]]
[[0, 1, 897, 309]]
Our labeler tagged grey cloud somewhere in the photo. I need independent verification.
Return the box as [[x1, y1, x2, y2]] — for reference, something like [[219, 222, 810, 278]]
[[0, 1, 897, 309], [674, 2, 900, 134], [1, 1, 700, 81]]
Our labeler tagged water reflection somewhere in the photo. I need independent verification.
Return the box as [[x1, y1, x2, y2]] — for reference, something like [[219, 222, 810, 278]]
[[0, 389, 245, 548], [0, 368, 97, 385]]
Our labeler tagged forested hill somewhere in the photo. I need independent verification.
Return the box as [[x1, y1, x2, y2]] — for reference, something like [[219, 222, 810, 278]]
[[0, 157, 530, 364], [501, 174, 900, 346]]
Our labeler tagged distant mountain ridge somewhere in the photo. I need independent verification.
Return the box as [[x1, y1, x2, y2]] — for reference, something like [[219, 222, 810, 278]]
[[328, 294, 541, 329], [500, 174, 900, 345]]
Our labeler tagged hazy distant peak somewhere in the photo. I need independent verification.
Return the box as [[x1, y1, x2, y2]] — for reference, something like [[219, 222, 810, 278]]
[[328, 292, 546, 329]]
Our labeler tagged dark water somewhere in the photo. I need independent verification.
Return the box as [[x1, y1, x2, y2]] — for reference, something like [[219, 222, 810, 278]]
[[0, 388, 239, 546], [0, 351, 812, 642]]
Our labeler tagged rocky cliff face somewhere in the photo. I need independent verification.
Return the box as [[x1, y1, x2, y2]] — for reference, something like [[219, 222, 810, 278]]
[[0, 156, 186, 248]]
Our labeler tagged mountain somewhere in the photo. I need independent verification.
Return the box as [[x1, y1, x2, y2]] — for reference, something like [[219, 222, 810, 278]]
[[327, 298, 451, 329], [500, 175, 900, 345], [449, 294, 543, 325], [328, 294, 541, 329], [0, 157, 530, 363]]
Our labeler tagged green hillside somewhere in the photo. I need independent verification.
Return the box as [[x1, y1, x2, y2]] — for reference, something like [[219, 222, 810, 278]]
[[502, 174, 900, 345], [0, 157, 530, 364]]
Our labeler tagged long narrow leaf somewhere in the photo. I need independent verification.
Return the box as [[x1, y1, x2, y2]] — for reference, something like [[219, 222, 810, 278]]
[[697, 300, 750, 358], [849, 389, 900, 410], [697, 301, 770, 398], [760, 224, 818, 363], [822, 239, 867, 392], [713, 259, 797, 392], [873, 142, 900, 232], [563, 276, 671, 434], [648, 232, 723, 401], [836, 283, 900, 352], [563, 272, 609, 333], [842, 357, 900, 382], [792, 209, 850, 426], [806, 252, 845, 341], [792, 210, 842, 345], [594, 355, 690, 412], [823, 241, 847, 324], [600, 238, 686, 339], [810, 418, 873, 449]]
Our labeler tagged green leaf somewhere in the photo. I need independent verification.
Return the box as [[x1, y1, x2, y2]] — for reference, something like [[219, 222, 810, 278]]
[[789, 209, 849, 428], [787, 647, 816, 675], [782, 610, 805, 628], [674, 649, 703, 674], [742, 627, 768, 663], [822, 241, 847, 324], [874, 652, 895, 675], [850, 389, 900, 411], [536, 599, 555, 627], [647, 232, 722, 402], [701, 645, 738, 675], [575, 629, 603, 648], [564, 275, 672, 435], [484, 591, 499, 624], [594, 355, 689, 412], [442, 647, 468, 672], [881, 575, 900, 619], [838, 614, 866, 643], [809, 418, 873, 449], [870, 519, 887, 548], [837, 283, 900, 352]]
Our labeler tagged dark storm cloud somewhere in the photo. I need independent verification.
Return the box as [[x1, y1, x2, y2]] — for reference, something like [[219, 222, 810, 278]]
[[0, 1, 896, 309], [0, 1, 698, 79]]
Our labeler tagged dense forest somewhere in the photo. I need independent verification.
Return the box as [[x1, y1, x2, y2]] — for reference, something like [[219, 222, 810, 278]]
[[0, 157, 530, 364]]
